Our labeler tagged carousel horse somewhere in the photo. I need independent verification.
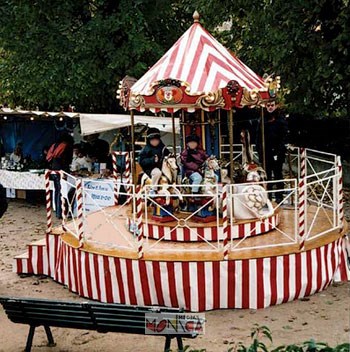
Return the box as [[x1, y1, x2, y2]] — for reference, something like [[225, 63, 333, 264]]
[[240, 129, 267, 183], [140, 154, 183, 205], [181, 155, 221, 213], [218, 131, 271, 219], [199, 156, 221, 211]]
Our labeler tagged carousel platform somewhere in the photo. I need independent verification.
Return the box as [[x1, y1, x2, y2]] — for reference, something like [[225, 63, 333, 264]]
[[12, 147, 350, 311], [14, 204, 350, 311]]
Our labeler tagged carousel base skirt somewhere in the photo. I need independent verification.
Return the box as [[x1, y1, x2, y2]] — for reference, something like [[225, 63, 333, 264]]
[[13, 207, 350, 311]]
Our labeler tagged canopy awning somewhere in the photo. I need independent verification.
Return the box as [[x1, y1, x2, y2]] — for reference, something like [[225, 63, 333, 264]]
[[0, 108, 179, 135], [126, 12, 277, 113], [0, 108, 79, 118], [131, 21, 266, 97]]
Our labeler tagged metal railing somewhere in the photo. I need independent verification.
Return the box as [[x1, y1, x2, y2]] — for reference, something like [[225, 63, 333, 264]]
[[44, 147, 344, 259]]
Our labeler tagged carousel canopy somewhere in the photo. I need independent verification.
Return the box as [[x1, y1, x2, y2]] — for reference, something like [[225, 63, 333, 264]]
[[131, 20, 266, 96], [126, 12, 276, 112]]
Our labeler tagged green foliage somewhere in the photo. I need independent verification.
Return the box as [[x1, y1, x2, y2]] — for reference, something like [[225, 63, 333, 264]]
[[0, 0, 349, 118], [0, 0, 193, 111], [180, 325, 349, 352], [196, 0, 350, 118]]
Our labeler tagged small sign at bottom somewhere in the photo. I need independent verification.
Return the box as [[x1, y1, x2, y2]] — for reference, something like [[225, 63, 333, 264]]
[[145, 312, 205, 335]]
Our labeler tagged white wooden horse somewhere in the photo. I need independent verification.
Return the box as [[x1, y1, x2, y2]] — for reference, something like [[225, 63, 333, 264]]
[[140, 154, 178, 187], [140, 154, 183, 204], [200, 156, 220, 211]]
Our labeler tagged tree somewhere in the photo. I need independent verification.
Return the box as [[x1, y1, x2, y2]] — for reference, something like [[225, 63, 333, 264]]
[[196, 0, 350, 118], [0, 0, 349, 118], [0, 0, 193, 112]]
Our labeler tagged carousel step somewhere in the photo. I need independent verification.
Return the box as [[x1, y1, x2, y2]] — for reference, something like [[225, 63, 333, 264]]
[[13, 252, 30, 274], [28, 238, 46, 247], [14, 251, 29, 259]]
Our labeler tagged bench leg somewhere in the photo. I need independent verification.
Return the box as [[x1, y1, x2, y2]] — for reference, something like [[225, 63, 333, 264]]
[[25, 326, 36, 352], [164, 336, 172, 352], [176, 337, 184, 352], [44, 326, 56, 347]]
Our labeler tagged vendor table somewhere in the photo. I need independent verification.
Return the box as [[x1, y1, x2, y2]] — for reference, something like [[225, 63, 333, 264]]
[[0, 170, 47, 190], [0, 170, 51, 198]]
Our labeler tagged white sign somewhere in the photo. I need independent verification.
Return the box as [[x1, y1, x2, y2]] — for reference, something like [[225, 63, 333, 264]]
[[83, 179, 115, 213]]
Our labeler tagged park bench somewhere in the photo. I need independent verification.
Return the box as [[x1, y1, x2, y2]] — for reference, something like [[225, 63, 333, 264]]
[[0, 297, 201, 352]]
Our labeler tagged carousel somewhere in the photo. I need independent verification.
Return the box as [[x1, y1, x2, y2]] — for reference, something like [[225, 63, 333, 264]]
[[14, 12, 349, 311]]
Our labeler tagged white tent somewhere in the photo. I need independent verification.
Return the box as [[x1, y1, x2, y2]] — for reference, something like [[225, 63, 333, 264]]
[[79, 113, 180, 136], [0, 108, 180, 135]]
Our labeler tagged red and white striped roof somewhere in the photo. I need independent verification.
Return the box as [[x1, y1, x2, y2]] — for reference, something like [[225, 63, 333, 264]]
[[131, 21, 267, 97]]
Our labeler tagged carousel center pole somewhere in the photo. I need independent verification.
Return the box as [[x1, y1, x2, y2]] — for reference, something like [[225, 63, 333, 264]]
[[261, 106, 266, 171], [171, 112, 176, 156], [228, 109, 234, 183], [130, 110, 137, 185]]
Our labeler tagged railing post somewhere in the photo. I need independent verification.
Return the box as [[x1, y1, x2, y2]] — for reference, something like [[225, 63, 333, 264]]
[[76, 178, 84, 247], [112, 151, 132, 204], [136, 186, 144, 259], [45, 170, 53, 235], [111, 152, 119, 206], [222, 185, 230, 260], [298, 148, 307, 250], [60, 171, 68, 232], [125, 152, 131, 192], [337, 156, 344, 231]]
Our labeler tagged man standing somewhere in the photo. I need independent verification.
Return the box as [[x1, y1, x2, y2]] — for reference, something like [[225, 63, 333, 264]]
[[258, 100, 288, 203], [46, 133, 74, 218]]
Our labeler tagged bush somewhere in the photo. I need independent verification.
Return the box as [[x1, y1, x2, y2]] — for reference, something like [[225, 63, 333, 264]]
[[179, 325, 350, 352]]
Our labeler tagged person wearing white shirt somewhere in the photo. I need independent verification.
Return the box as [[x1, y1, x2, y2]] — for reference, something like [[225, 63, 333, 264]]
[[71, 144, 92, 172]]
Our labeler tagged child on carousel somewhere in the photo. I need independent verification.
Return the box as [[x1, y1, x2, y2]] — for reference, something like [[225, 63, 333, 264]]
[[139, 128, 170, 195], [181, 135, 208, 194]]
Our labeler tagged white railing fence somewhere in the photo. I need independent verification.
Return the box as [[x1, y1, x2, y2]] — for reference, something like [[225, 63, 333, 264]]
[[44, 147, 344, 258]]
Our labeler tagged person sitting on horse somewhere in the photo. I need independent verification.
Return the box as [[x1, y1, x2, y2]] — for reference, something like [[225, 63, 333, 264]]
[[139, 128, 170, 194], [181, 135, 208, 193]]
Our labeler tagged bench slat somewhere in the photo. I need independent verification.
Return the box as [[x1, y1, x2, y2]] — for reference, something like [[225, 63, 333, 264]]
[[9, 316, 95, 329], [22, 308, 90, 316]]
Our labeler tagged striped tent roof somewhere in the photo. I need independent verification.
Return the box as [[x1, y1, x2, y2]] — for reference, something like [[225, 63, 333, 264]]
[[131, 19, 267, 97]]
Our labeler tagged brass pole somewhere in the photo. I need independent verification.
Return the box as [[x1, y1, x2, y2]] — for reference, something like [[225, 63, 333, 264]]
[[228, 109, 234, 183], [130, 110, 137, 185], [171, 112, 176, 156], [261, 107, 266, 171], [201, 110, 206, 150], [181, 110, 186, 149], [218, 109, 222, 159]]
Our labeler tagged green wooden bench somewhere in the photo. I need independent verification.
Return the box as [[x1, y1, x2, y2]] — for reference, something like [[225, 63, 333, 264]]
[[0, 297, 201, 352]]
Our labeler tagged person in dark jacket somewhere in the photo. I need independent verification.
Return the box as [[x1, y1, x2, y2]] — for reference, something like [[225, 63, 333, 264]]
[[82, 133, 110, 163], [257, 100, 288, 203], [180, 135, 208, 193], [139, 128, 170, 192], [47, 133, 74, 173], [46, 133, 74, 218], [0, 183, 8, 219]]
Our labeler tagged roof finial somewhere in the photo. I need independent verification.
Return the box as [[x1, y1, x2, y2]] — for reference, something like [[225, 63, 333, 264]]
[[193, 10, 200, 23]]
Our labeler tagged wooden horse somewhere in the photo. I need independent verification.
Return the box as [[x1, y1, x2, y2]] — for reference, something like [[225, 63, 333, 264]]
[[139, 155, 182, 222]]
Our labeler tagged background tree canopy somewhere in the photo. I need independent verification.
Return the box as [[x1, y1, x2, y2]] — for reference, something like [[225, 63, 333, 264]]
[[0, 0, 349, 119]]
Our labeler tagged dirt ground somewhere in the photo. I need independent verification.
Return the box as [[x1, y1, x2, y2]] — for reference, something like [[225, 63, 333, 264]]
[[0, 195, 349, 352]]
